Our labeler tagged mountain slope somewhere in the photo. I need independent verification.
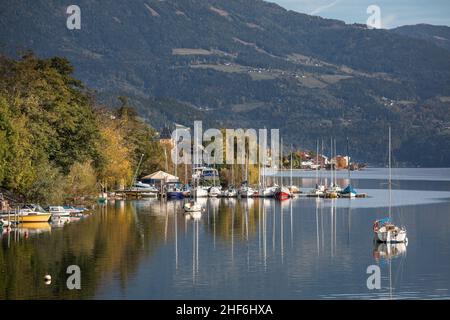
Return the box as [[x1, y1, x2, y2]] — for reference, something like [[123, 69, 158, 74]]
[[392, 24, 450, 51], [1, 0, 450, 165]]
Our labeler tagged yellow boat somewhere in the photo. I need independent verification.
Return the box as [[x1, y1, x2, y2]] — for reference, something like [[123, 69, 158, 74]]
[[9, 213, 52, 223], [3, 204, 52, 223]]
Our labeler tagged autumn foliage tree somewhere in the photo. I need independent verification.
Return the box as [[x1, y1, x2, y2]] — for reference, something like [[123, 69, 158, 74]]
[[0, 54, 166, 203]]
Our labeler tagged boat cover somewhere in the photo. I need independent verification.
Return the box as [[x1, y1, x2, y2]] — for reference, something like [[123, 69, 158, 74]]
[[376, 217, 392, 225], [342, 184, 357, 194]]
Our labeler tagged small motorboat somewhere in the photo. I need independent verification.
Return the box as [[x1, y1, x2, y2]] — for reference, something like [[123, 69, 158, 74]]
[[4, 204, 52, 223], [131, 181, 159, 197], [166, 183, 184, 199], [63, 205, 85, 216], [48, 206, 71, 218]]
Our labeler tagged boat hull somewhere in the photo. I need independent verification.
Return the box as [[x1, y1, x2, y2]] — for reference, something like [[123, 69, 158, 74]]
[[375, 229, 408, 243], [275, 192, 290, 200], [167, 191, 184, 199], [6, 214, 52, 223], [341, 192, 356, 198]]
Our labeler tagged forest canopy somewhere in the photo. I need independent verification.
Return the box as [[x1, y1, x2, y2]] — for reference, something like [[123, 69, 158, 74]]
[[0, 54, 164, 204]]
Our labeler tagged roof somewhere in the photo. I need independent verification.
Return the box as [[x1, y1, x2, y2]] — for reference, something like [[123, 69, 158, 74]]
[[141, 170, 179, 182]]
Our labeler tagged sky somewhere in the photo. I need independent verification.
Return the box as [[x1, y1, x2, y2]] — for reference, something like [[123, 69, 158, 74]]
[[271, 0, 450, 28]]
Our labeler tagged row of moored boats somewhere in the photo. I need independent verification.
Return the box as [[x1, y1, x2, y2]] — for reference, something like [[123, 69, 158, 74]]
[[0, 204, 89, 227]]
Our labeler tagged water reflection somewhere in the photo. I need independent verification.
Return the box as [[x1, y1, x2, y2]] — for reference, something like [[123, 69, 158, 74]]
[[1, 177, 450, 299], [373, 242, 408, 262]]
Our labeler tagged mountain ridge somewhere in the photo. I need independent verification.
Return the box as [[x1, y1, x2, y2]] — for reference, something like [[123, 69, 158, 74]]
[[391, 24, 450, 51], [1, 0, 450, 166]]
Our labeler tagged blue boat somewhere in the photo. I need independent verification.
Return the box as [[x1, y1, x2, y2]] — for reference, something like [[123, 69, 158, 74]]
[[341, 184, 357, 198], [166, 183, 184, 199]]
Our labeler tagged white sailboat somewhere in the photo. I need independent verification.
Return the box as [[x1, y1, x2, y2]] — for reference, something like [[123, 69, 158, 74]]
[[208, 186, 221, 197], [185, 140, 204, 213], [239, 153, 255, 197], [287, 145, 300, 195], [373, 127, 407, 244], [309, 139, 326, 197], [274, 139, 291, 200], [329, 138, 342, 193], [258, 149, 276, 197], [239, 183, 255, 198]]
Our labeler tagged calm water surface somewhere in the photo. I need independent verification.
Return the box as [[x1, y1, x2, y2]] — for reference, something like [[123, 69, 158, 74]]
[[1, 168, 450, 299]]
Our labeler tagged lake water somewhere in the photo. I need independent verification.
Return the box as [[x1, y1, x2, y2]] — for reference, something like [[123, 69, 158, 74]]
[[1, 168, 450, 299]]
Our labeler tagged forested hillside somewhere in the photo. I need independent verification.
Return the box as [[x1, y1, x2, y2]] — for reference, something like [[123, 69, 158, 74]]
[[1, 0, 450, 165]]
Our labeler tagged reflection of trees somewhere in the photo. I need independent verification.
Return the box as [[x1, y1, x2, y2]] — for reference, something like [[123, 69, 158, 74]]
[[0, 201, 170, 299], [208, 199, 260, 243]]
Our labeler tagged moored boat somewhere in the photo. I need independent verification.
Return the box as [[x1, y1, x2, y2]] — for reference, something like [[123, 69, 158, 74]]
[[221, 186, 238, 198], [275, 186, 291, 200], [239, 185, 255, 198], [340, 184, 357, 198], [260, 185, 277, 198], [3, 204, 52, 223], [288, 185, 300, 195], [373, 218, 408, 243], [208, 186, 221, 197], [193, 186, 208, 198], [373, 127, 408, 244], [48, 206, 71, 218], [166, 182, 184, 199], [308, 184, 326, 197]]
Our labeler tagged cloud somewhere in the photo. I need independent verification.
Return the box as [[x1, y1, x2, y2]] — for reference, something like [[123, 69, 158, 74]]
[[309, 0, 341, 15]]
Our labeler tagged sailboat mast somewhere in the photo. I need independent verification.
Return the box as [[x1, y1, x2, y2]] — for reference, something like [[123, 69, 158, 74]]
[[281, 138, 283, 187], [330, 137, 333, 187], [321, 139, 324, 185], [389, 126, 392, 220], [290, 144, 293, 187], [258, 159, 261, 188], [334, 138, 337, 186], [175, 129, 178, 178], [131, 153, 145, 188], [347, 137, 351, 182], [316, 139, 319, 185]]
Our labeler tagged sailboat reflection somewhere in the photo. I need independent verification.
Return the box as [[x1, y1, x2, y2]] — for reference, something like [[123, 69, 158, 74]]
[[373, 242, 408, 262], [372, 240, 408, 299]]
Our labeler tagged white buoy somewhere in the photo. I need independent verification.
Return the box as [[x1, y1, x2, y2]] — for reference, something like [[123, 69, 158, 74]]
[[44, 275, 51, 281]]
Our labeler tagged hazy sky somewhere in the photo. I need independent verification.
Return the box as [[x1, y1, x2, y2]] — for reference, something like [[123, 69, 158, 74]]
[[271, 0, 450, 28]]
